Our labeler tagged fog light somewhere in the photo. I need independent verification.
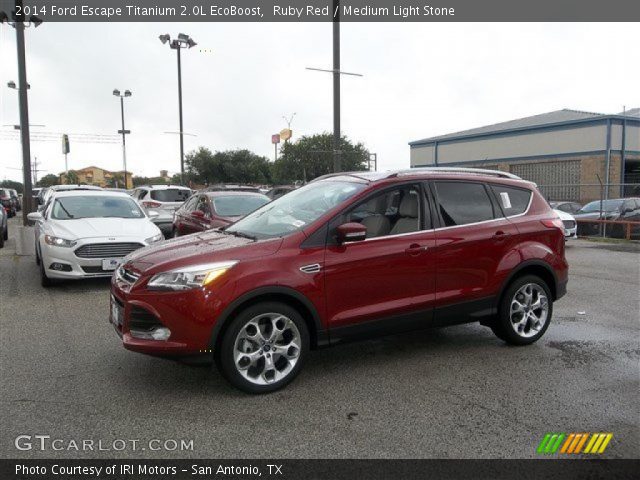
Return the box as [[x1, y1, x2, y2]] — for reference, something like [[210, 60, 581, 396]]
[[130, 327, 171, 341], [49, 262, 72, 272]]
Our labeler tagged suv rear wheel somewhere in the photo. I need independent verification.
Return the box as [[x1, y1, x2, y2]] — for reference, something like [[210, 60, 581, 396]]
[[216, 302, 309, 394], [492, 275, 552, 345]]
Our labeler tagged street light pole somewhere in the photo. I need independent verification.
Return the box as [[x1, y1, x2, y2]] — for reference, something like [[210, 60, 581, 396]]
[[159, 33, 197, 186], [333, 0, 341, 173], [176, 46, 185, 185], [113, 89, 132, 189]]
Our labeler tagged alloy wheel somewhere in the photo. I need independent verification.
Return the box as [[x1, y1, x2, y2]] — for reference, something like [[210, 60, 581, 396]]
[[509, 283, 549, 338], [233, 313, 301, 386]]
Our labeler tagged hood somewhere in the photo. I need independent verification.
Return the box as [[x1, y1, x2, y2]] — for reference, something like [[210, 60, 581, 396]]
[[49, 217, 160, 240], [124, 230, 283, 275]]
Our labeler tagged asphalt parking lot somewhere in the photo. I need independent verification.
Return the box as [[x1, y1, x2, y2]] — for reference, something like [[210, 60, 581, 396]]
[[1, 216, 638, 459]]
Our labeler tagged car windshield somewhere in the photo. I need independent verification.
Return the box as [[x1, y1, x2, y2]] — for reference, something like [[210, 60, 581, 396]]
[[150, 189, 191, 202], [213, 195, 270, 217], [226, 180, 366, 239], [51, 195, 145, 220], [578, 199, 623, 213]]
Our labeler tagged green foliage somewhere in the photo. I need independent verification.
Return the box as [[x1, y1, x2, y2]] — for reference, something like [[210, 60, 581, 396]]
[[0, 180, 24, 193], [273, 132, 369, 184], [133, 176, 169, 187], [185, 148, 272, 185], [65, 170, 79, 184], [37, 175, 60, 188]]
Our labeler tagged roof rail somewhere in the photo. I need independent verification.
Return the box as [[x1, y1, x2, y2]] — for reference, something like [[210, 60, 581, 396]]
[[391, 167, 522, 180], [310, 172, 373, 183]]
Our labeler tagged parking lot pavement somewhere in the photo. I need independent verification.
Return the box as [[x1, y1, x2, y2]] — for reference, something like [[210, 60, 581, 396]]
[[1, 215, 638, 459]]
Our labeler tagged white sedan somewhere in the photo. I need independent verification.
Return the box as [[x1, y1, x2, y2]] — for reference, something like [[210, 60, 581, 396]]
[[28, 190, 163, 286], [554, 208, 577, 240]]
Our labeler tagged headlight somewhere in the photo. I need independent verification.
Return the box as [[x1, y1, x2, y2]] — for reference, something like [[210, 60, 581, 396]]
[[145, 233, 163, 244], [44, 235, 76, 248], [147, 261, 238, 291]]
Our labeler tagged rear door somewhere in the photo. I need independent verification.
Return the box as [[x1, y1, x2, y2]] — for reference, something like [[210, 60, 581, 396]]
[[324, 183, 437, 338], [431, 180, 521, 319], [175, 195, 199, 236]]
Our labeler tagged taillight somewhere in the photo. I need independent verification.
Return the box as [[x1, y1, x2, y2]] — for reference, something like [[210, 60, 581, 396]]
[[142, 201, 162, 208], [541, 218, 564, 230]]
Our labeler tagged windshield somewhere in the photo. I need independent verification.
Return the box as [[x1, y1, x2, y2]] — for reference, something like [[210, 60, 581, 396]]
[[150, 189, 191, 202], [213, 195, 270, 217], [578, 199, 623, 213], [51, 196, 145, 220], [226, 180, 366, 239]]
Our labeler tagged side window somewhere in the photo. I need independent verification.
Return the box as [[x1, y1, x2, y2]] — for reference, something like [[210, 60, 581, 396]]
[[435, 182, 495, 227], [136, 190, 147, 200], [490, 184, 532, 217], [346, 185, 423, 238]]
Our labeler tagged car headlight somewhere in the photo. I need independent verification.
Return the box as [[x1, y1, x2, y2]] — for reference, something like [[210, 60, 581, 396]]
[[44, 235, 76, 248], [145, 233, 163, 244], [147, 261, 238, 291]]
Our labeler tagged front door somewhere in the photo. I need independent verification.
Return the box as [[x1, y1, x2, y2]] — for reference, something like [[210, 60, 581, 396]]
[[324, 183, 437, 340]]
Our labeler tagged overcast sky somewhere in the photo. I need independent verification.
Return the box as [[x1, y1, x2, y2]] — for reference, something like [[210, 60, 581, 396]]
[[1, 22, 639, 183]]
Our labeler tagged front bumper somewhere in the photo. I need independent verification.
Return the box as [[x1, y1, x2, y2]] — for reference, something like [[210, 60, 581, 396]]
[[110, 274, 224, 356]]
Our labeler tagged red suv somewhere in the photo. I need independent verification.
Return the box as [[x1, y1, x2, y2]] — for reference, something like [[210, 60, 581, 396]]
[[111, 168, 568, 393]]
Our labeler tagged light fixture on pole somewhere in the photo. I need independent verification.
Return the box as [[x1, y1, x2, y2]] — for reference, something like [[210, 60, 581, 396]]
[[1, 0, 42, 225], [113, 89, 132, 189], [159, 33, 197, 185]]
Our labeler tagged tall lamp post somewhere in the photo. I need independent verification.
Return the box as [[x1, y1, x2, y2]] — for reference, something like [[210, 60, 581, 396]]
[[1, 2, 42, 225], [159, 33, 197, 185], [112, 89, 132, 189]]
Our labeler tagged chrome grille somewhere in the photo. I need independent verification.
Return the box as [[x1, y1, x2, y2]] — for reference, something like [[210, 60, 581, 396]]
[[74, 242, 144, 259], [117, 266, 140, 284], [562, 220, 576, 230]]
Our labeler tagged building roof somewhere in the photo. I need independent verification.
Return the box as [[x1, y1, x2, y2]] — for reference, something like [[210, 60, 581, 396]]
[[410, 107, 639, 146]]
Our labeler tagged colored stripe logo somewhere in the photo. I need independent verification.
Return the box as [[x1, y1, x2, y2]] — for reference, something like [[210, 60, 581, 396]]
[[537, 433, 613, 454]]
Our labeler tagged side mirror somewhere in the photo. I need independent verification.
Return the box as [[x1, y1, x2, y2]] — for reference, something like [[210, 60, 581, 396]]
[[27, 212, 42, 222], [147, 210, 160, 219], [336, 222, 367, 244]]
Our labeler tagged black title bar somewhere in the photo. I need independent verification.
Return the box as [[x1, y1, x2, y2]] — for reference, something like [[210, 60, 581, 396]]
[[1, 0, 639, 22]]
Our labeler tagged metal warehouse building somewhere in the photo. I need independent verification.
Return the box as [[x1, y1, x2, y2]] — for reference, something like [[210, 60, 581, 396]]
[[409, 108, 640, 202]]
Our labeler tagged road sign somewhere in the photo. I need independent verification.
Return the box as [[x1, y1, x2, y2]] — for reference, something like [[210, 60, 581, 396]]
[[271, 134, 280, 144], [280, 128, 292, 141]]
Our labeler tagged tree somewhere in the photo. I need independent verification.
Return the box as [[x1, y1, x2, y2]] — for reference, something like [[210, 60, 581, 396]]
[[133, 176, 168, 187], [65, 170, 79, 184], [185, 147, 272, 185], [273, 132, 369, 184], [0, 180, 24, 194], [37, 175, 60, 188]]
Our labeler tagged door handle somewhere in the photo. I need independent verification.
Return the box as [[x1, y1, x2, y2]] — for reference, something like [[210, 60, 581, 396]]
[[405, 244, 428, 255], [493, 230, 510, 239]]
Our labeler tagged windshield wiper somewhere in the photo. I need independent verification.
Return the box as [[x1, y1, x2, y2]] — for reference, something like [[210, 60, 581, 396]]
[[225, 230, 257, 240], [56, 201, 74, 219]]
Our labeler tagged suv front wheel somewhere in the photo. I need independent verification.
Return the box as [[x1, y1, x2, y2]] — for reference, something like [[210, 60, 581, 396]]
[[216, 302, 309, 394], [492, 275, 553, 345]]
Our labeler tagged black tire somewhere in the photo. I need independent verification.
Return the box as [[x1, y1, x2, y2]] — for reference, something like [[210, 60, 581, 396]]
[[492, 274, 553, 345], [0, 228, 4, 248], [35, 242, 40, 265], [3, 224, 7, 240], [216, 301, 310, 394], [40, 258, 53, 287]]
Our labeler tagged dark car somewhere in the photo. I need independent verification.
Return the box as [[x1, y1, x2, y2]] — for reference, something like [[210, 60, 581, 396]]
[[574, 198, 640, 237], [0, 189, 17, 217], [111, 168, 568, 393], [200, 184, 262, 194], [0, 205, 7, 248], [550, 201, 582, 215], [172, 191, 270, 237], [266, 185, 296, 200]]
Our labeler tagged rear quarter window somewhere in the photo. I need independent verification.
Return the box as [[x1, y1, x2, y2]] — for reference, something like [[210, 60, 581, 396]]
[[490, 184, 532, 216], [434, 181, 495, 227]]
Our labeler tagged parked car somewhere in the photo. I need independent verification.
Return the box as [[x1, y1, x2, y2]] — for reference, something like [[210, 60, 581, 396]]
[[38, 185, 103, 212], [0, 189, 17, 217], [554, 209, 576, 240], [0, 206, 7, 248], [266, 185, 296, 200], [550, 201, 582, 215], [111, 168, 568, 393], [130, 185, 192, 237], [200, 184, 262, 193], [8, 189, 22, 211], [172, 191, 271, 237], [574, 198, 640, 237], [28, 190, 163, 287]]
